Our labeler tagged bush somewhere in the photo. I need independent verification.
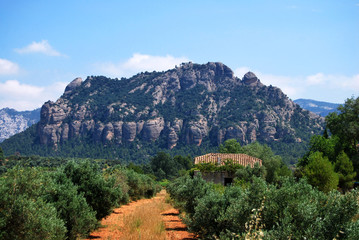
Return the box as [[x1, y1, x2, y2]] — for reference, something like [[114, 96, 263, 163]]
[[168, 174, 359, 240], [167, 174, 211, 216], [43, 171, 97, 240], [0, 167, 66, 240], [0, 195, 66, 240], [124, 169, 160, 200], [62, 160, 120, 220], [0, 161, 161, 239], [304, 151, 339, 193]]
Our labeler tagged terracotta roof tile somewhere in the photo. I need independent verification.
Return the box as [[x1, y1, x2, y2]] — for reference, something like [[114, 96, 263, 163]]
[[194, 153, 262, 167]]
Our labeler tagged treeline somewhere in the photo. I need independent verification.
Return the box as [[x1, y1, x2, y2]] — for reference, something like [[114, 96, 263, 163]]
[[0, 160, 160, 240], [167, 174, 359, 239], [296, 96, 359, 192]]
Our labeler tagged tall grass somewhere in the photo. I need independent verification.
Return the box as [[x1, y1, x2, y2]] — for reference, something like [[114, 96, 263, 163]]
[[121, 191, 171, 240]]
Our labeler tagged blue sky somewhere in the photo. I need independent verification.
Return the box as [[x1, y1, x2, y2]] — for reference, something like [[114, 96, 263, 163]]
[[0, 0, 358, 110]]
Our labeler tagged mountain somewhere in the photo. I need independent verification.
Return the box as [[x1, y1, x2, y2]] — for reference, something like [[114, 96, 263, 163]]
[[0, 62, 324, 164], [294, 99, 340, 117], [0, 108, 40, 142]]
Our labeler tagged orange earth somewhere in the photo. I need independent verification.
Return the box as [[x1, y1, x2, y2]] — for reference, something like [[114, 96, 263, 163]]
[[85, 191, 196, 240]]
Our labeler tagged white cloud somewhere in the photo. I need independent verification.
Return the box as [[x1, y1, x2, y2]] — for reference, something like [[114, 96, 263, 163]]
[[15, 40, 65, 57], [306, 73, 326, 85], [0, 59, 20, 75], [235, 67, 303, 98], [234, 67, 359, 102], [257, 73, 302, 97], [95, 53, 189, 78], [0, 80, 67, 111]]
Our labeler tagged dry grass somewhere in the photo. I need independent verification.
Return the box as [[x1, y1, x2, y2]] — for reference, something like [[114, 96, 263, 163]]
[[120, 191, 172, 240]]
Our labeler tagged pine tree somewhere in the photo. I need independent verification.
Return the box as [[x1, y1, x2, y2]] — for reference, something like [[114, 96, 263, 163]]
[[335, 151, 357, 192]]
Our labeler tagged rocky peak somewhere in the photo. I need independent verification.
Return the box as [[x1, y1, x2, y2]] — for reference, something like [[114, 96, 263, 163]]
[[29, 62, 324, 155], [64, 77, 82, 94], [242, 72, 260, 86]]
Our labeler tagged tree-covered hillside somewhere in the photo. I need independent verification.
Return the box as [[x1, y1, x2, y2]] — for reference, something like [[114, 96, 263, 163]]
[[0, 62, 324, 164]]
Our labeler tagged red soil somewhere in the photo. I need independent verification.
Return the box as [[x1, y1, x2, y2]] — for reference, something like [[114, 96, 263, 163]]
[[161, 208, 197, 240], [85, 192, 196, 240]]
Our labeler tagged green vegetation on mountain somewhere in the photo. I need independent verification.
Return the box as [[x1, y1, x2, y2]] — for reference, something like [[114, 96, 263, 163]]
[[0, 62, 324, 165]]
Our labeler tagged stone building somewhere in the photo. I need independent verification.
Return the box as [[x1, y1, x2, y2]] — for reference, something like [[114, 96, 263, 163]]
[[194, 153, 262, 186]]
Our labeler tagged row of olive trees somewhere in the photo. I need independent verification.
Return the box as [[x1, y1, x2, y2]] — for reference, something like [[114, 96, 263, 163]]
[[167, 174, 359, 239], [0, 160, 160, 240]]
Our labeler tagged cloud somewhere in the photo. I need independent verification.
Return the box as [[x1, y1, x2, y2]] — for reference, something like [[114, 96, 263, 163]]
[[306, 73, 326, 85], [15, 40, 65, 57], [234, 67, 359, 102], [235, 67, 303, 97], [95, 53, 189, 78], [0, 59, 20, 75], [0, 80, 67, 111]]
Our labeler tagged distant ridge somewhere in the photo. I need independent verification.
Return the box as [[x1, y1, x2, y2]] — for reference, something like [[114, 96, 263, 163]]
[[294, 99, 340, 117], [0, 108, 40, 142]]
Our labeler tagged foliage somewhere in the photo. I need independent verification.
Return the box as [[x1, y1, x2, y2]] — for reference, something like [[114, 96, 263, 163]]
[[43, 170, 97, 239], [0, 194, 66, 240], [148, 152, 193, 180], [326, 96, 359, 177], [262, 178, 359, 240], [0, 160, 160, 240], [166, 174, 211, 216], [219, 139, 292, 184], [62, 160, 120, 220], [303, 151, 339, 193], [299, 135, 341, 165], [0, 147, 4, 160], [167, 175, 359, 239], [235, 162, 267, 184], [219, 139, 243, 154], [0, 167, 67, 240], [326, 97, 359, 150], [124, 168, 160, 200], [300, 96, 359, 188], [335, 151, 357, 192]]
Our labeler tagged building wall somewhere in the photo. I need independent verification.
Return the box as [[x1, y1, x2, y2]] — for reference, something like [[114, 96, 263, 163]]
[[194, 170, 235, 186]]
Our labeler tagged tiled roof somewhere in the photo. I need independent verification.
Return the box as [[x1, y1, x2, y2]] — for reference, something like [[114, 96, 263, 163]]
[[194, 153, 262, 167]]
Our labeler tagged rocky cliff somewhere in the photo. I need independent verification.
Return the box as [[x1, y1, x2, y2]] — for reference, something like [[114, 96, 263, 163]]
[[0, 108, 40, 142], [35, 62, 324, 150]]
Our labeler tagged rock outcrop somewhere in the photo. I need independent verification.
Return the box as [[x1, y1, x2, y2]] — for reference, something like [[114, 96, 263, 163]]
[[33, 62, 323, 149]]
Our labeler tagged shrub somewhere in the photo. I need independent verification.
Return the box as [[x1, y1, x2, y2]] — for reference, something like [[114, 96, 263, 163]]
[[0, 195, 66, 240], [167, 174, 211, 216], [168, 174, 359, 240], [0, 167, 67, 240], [124, 169, 159, 200], [43, 171, 97, 240], [62, 160, 119, 220]]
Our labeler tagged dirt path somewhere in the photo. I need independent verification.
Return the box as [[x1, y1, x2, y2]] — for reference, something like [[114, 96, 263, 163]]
[[85, 190, 196, 240], [161, 208, 196, 240]]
